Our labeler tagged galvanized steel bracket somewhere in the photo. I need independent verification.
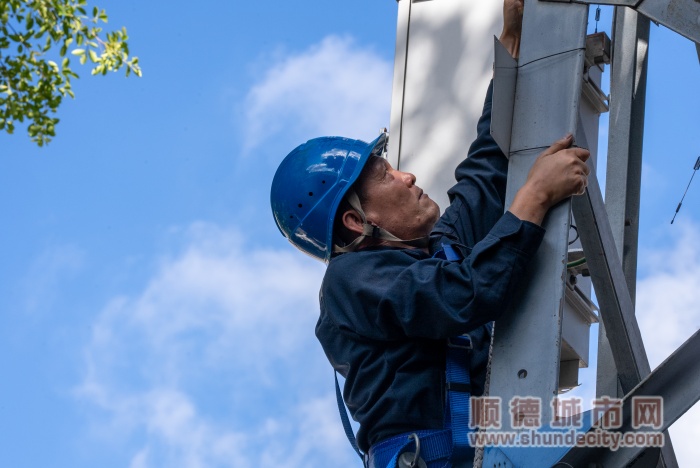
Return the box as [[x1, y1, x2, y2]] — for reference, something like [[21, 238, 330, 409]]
[[540, 0, 700, 44], [491, 36, 518, 157]]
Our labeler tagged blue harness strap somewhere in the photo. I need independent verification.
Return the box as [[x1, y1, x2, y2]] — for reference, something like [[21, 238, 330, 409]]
[[369, 429, 452, 467], [445, 334, 476, 462], [438, 243, 477, 462], [335, 372, 367, 466], [433, 243, 463, 262]]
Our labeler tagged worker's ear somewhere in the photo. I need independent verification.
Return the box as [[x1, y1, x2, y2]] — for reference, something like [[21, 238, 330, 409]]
[[341, 209, 365, 235]]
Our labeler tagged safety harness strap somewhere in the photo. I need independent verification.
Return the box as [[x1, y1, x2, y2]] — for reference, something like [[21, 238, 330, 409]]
[[435, 243, 463, 262], [368, 429, 452, 467], [335, 371, 367, 466], [438, 243, 476, 462], [445, 334, 475, 462]]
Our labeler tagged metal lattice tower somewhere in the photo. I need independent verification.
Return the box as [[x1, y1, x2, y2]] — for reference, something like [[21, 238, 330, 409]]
[[387, 0, 700, 466]]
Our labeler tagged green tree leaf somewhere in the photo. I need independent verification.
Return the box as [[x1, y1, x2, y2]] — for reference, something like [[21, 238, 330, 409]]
[[0, 0, 142, 146]]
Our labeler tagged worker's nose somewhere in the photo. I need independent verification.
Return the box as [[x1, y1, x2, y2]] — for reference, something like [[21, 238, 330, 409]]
[[399, 170, 416, 186]]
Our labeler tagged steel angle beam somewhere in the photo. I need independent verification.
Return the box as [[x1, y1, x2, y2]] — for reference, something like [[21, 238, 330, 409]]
[[491, 37, 518, 157], [600, 10, 681, 468], [596, 3, 649, 405], [487, 0, 589, 432], [543, 0, 700, 44], [558, 330, 700, 467], [635, 0, 700, 45], [605, 7, 649, 305], [570, 168, 651, 393], [568, 167, 679, 468]]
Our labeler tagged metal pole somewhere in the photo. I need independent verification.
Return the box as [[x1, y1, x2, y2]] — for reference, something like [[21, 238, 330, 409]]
[[596, 4, 650, 404], [604, 6, 649, 306], [598, 9, 679, 466], [487, 0, 589, 430]]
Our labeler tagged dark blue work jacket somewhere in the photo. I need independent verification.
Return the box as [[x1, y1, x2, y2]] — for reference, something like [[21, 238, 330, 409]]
[[316, 82, 545, 453]]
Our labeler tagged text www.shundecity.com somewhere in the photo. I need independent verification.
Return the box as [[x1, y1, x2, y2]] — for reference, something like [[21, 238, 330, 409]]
[[468, 429, 664, 451]]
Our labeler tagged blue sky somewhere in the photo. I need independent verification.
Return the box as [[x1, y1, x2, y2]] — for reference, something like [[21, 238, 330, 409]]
[[0, 1, 698, 467]]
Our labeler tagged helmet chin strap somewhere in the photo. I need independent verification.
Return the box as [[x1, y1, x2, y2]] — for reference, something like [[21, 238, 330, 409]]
[[333, 189, 429, 254]]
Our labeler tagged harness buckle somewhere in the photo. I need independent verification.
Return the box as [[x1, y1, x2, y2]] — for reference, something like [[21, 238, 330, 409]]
[[447, 334, 473, 350], [397, 434, 427, 468]]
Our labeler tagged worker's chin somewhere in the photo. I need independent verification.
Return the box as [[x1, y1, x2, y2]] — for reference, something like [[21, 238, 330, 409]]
[[427, 199, 441, 221]]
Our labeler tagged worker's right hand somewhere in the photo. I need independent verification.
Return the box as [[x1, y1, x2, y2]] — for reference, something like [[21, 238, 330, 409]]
[[509, 134, 590, 225]]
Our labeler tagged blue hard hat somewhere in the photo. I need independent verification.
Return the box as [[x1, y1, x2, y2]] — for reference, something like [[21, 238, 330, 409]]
[[271, 134, 386, 263]]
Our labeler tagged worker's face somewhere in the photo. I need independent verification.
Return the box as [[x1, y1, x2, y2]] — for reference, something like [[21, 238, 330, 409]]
[[355, 156, 440, 240]]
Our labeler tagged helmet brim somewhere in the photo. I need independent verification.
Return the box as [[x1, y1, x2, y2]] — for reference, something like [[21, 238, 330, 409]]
[[322, 133, 386, 262]]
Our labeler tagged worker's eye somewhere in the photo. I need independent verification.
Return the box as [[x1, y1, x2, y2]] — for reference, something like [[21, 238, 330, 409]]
[[380, 163, 391, 181], [371, 159, 388, 182]]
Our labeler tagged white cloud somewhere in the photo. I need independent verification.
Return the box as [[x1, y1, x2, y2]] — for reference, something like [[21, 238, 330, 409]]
[[243, 35, 393, 152], [129, 448, 150, 468], [75, 34, 394, 466], [76, 222, 356, 467], [636, 221, 700, 466], [257, 395, 356, 468], [637, 222, 700, 365]]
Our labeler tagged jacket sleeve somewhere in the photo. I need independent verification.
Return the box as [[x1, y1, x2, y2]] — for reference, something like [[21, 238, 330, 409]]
[[322, 211, 544, 341], [432, 80, 512, 250], [321, 81, 545, 340]]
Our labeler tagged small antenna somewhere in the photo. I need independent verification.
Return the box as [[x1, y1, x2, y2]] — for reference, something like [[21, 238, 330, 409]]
[[594, 6, 601, 33], [671, 155, 700, 224]]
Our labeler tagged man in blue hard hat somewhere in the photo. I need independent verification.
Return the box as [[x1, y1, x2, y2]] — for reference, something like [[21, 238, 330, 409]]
[[270, 1, 590, 466]]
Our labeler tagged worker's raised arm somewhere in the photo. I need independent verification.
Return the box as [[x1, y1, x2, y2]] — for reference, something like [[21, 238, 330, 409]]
[[500, 0, 524, 59], [434, 81, 510, 249], [320, 221, 543, 340]]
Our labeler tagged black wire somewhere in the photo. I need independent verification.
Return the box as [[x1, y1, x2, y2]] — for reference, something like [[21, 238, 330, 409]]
[[671, 156, 700, 224], [517, 47, 586, 70], [568, 224, 579, 245]]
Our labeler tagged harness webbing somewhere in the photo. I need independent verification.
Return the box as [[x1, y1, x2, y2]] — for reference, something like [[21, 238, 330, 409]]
[[437, 244, 477, 463], [380, 430, 452, 467], [445, 334, 476, 462], [335, 372, 367, 466]]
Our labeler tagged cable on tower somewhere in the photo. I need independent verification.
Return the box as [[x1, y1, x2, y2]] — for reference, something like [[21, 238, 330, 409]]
[[671, 155, 700, 224]]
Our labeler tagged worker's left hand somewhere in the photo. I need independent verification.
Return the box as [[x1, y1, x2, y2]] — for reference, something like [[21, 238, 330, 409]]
[[500, 0, 524, 59]]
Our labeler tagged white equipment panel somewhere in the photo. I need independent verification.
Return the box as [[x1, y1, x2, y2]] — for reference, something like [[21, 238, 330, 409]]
[[388, 0, 503, 211]]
